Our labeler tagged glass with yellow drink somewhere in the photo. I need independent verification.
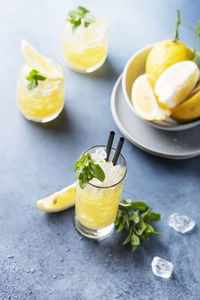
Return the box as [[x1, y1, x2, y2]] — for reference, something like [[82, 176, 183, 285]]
[[75, 146, 127, 239], [17, 40, 65, 123], [62, 6, 108, 73]]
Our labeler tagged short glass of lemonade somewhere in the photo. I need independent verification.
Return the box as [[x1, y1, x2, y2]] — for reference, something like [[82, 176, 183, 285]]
[[62, 11, 108, 73], [75, 146, 127, 239], [17, 59, 65, 123]]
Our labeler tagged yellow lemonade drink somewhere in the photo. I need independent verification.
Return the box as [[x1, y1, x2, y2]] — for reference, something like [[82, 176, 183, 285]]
[[62, 6, 108, 73], [75, 146, 126, 239], [17, 41, 65, 123]]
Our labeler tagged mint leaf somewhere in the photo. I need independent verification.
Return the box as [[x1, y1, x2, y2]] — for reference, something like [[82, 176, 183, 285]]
[[129, 212, 139, 223], [130, 202, 149, 211], [145, 224, 163, 235], [120, 201, 149, 211], [84, 12, 96, 24], [119, 199, 134, 211], [131, 234, 140, 246], [75, 153, 105, 189], [144, 212, 161, 222], [77, 6, 89, 14], [117, 218, 125, 232], [27, 80, 38, 91], [90, 164, 105, 182], [122, 232, 131, 245], [67, 6, 96, 32], [135, 220, 146, 236], [26, 69, 46, 91]]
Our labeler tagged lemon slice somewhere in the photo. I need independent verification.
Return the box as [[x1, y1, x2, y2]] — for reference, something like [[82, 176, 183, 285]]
[[131, 74, 171, 121], [37, 183, 76, 213], [21, 40, 64, 80], [155, 61, 200, 108]]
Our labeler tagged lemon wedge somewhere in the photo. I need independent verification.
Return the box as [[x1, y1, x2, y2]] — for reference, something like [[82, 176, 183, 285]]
[[155, 61, 200, 109], [21, 40, 64, 80], [171, 83, 200, 122], [37, 183, 76, 213], [131, 74, 171, 121]]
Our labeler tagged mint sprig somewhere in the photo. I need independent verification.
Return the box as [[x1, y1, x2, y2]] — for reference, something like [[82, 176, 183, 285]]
[[67, 6, 96, 32], [26, 69, 46, 91], [75, 153, 105, 189], [115, 199, 162, 253]]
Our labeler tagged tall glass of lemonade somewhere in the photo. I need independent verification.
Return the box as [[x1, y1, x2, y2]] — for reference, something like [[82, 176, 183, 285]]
[[17, 40, 65, 123], [62, 6, 108, 73], [75, 146, 127, 239]]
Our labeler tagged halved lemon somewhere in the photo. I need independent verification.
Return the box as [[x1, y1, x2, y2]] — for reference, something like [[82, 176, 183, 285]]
[[155, 61, 200, 108], [37, 183, 76, 213], [21, 40, 64, 80], [131, 74, 171, 121]]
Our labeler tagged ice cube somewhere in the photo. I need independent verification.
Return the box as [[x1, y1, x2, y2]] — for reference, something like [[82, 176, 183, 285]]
[[169, 213, 195, 233], [92, 148, 107, 161], [151, 256, 173, 278]]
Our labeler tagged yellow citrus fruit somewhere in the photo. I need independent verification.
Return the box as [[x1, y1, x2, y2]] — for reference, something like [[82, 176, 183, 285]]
[[155, 61, 200, 108], [37, 183, 76, 213], [145, 40, 193, 79], [131, 74, 171, 121], [21, 40, 64, 80], [171, 84, 200, 122]]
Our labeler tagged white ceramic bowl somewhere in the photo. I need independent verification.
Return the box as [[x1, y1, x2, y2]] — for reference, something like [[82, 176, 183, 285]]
[[122, 44, 200, 131]]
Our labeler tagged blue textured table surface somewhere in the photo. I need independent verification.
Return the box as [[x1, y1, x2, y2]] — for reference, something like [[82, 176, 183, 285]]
[[1, 0, 200, 299]]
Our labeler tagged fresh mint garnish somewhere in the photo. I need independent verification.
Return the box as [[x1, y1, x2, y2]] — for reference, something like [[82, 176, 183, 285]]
[[75, 153, 105, 189], [26, 69, 46, 91], [115, 199, 162, 253], [67, 6, 96, 32]]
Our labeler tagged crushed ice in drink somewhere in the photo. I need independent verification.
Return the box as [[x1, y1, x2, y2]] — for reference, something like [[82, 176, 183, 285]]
[[169, 213, 195, 233], [90, 148, 125, 186], [151, 256, 173, 278]]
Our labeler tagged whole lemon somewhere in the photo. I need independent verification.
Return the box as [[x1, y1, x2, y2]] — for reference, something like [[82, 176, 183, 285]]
[[145, 40, 193, 79]]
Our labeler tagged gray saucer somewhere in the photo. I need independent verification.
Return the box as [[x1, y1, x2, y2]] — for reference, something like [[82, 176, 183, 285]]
[[111, 75, 200, 159]]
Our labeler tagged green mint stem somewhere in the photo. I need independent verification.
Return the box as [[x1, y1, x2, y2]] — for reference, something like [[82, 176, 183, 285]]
[[180, 22, 198, 34], [193, 20, 200, 64], [173, 9, 181, 42]]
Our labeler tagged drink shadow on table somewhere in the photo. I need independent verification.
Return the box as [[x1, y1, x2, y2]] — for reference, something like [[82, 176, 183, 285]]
[[67, 57, 119, 82], [22, 106, 79, 139]]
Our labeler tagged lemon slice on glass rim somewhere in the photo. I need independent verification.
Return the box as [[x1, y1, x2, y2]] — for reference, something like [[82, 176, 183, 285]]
[[37, 183, 76, 213], [21, 40, 64, 80]]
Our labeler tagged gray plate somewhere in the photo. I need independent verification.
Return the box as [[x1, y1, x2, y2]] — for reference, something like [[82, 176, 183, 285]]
[[111, 75, 200, 159]]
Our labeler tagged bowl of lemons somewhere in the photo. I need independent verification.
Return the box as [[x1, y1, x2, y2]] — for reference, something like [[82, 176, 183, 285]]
[[122, 39, 200, 131]]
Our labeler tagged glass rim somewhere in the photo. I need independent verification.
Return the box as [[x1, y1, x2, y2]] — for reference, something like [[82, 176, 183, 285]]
[[81, 145, 127, 189]]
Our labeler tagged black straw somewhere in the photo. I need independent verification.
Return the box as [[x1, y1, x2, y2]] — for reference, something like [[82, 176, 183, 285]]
[[106, 131, 115, 162], [112, 137, 124, 166]]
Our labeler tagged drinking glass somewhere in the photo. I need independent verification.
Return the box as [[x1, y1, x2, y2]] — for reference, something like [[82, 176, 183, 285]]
[[75, 145, 127, 239], [62, 19, 108, 73], [17, 58, 65, 123]]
